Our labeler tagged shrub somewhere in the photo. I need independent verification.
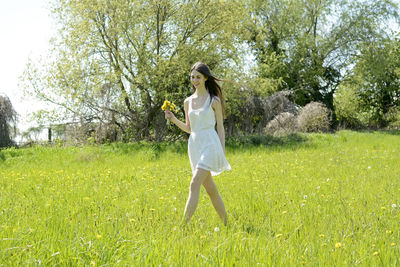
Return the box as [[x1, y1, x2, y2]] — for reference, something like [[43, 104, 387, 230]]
[[0, 151, 6, 162], [333, 83, 364, 129], [225, 90, 299, 136], [385, 107, 400, 130], [0, 95, 17, 148], [297, 102, 331, 133], [264, 112, 297, 136]]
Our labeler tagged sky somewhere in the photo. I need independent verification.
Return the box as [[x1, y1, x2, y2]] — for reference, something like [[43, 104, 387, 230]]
[[1, 0, 399, 137], [0, 0, 54, 133]]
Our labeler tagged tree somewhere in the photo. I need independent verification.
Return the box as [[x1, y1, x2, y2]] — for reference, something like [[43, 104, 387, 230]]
[[339, 37, 400, 127], [22, 0, 244, 141], [245, 0, 399, 111], [0, 95, 17, 148]]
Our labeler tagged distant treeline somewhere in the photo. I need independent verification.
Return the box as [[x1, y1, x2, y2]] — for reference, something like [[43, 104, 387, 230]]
[[19, 0, 400, 143]]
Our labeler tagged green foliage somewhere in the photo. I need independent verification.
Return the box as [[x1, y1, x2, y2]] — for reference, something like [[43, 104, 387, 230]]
[[22, 0, 245, 141], [0, 150, 5, 162], [19, 0, 400, 138], [334, 82, 365, 128], [344, 38, 400, 127], [245, 0, 399, 108], [385, 106, 400, 129], [1, 131, 400, 265], [249, 52, 286, 97]]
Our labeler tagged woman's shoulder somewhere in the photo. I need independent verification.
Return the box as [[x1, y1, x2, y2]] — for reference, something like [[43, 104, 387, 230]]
[[185, 94, 197, 102], [184, 95, 193, 106]]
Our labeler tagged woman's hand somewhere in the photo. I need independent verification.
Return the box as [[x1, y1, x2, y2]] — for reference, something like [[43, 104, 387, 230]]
[[164, 110, 176, 121]]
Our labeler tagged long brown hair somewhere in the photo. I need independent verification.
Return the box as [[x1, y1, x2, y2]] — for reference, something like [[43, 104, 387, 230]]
[[190, 62, 227, 118]]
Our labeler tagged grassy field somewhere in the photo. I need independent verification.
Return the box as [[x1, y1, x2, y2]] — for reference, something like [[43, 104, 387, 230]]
[[1, 130, 399, 266]]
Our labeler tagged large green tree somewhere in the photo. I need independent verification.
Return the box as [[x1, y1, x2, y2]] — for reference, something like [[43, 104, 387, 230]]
[[336, 37, 400, 127], [23, 0, 244, 141], [245, 0, 399, 110]]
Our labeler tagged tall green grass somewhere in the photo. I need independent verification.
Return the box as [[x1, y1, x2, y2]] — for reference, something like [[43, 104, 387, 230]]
[[1, 130, 399, 265]]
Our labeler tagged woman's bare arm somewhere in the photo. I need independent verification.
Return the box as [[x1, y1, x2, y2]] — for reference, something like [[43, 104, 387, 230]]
[[212, 98, 226, 153], [165, 99, 191, 134]]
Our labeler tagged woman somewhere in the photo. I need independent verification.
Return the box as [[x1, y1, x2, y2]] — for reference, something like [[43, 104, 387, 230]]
[[164, 62, 231, 225]]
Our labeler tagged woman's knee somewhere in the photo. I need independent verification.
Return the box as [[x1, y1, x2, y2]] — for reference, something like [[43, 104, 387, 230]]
[[203, 177, 219, 197], [189, 169, 209, 192], [189, 179, 201, 192]]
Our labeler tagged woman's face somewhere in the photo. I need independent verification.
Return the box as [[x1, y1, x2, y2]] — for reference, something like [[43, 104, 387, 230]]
[[190, 70, 207, 89]]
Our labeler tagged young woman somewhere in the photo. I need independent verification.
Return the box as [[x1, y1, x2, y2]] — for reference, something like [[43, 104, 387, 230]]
[[164, 62, 231, 225]]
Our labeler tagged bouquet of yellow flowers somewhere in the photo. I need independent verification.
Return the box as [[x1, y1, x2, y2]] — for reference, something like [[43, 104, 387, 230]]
[[161, 100, 176, 112]]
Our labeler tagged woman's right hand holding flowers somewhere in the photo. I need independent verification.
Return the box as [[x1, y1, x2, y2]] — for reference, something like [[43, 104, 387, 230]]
[[164, 109, 176, 121], [162, 100, 177, 121]]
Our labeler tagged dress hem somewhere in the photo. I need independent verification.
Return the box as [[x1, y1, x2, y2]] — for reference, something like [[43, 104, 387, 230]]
[[194, 164, 232, 177]]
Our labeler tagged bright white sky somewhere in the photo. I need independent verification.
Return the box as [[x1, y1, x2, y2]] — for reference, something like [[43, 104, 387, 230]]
[[0, 0, 53, 132], [0, 0, 399, 135]]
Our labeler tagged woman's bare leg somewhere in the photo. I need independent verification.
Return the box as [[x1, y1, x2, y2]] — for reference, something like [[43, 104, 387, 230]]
[[183, 168, 210, 224], [202, 173, 228, 225]]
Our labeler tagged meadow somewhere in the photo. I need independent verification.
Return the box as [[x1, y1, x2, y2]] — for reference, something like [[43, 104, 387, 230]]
[[0, 130, 399, 266]]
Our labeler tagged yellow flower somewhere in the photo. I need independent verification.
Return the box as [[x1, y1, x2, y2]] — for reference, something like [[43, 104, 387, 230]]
[[319, 234, 325, 238], [275, 234, 283, 238], [161, 100, 176, 112], [96, 234, 102, 239], [386, 230, 392, 234], [373, 251, 379, 256], [391, 242, 396, 247], [335, 242, 342, 248]]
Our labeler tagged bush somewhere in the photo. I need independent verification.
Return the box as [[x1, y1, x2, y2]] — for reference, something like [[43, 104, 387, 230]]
[[0, 151, 5, 162], [297, 102, 331, 133], [224, 90, 299, 136], [0, 95, 17, 148], [385, 107, 400, 130], [264, 112, 297, 136], [333, 84, 364, 129]]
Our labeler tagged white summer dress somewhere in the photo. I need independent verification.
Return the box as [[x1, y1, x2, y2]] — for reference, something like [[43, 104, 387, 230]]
[[188, 94, 231, 176]]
